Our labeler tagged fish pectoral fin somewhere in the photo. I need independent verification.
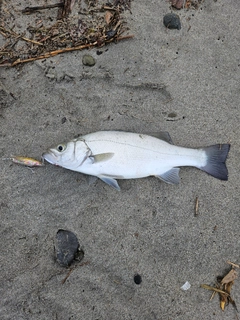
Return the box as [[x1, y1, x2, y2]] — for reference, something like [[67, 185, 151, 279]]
[[155, 168, 180, 184], [99, 175, 121, 191], [90, 153, 114, 163]]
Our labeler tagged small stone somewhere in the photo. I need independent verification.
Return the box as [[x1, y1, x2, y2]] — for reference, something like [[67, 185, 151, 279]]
[[181, 281, 191, 291], [82, 54, 96, 67], [163, 13, 181, 30], [45, 73, 56, 79], [106, 30, 117, 39], [168, 112, 177, 118], [61, 117, 67, 124], [55, 229, 82, 267], [134, 274, 142, 285]]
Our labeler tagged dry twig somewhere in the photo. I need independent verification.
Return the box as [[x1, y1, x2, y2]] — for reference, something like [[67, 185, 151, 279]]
[[22, 3, 64, 14]]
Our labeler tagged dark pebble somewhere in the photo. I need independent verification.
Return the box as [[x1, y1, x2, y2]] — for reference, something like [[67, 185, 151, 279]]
[[55, 229, 82, 267], [106, 30, 117, 39], [134, 274, 142, 285], [163, 13, 181, 30], [168, 112, 177, 118], [61, 117, 67, 124]]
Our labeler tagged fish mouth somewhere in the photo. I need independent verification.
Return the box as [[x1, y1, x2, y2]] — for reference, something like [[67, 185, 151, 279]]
[[42, 149, 58, 165]]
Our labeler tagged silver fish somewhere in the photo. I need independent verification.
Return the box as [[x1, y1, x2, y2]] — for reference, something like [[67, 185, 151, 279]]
[[42, 131, 230, 191]]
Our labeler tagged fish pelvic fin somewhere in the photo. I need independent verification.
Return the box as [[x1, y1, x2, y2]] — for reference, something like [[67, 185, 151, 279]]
[[99, 175, 121, 191], [200, 144, 230, 180], [155, 168, 180, 184], [87, 175, 98, 185]]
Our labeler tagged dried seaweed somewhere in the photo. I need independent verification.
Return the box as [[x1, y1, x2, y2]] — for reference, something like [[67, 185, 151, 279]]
[[169, 0, 204, 10], [201, 261, 239, 313], [0, 0, 133, 66], [184, 0, 204, 9]]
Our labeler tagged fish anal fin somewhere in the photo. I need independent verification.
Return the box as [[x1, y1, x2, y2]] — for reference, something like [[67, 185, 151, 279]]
[[99, 175, 121, 191], [155, 168, 180, 184], [91, 153, 114, 163]]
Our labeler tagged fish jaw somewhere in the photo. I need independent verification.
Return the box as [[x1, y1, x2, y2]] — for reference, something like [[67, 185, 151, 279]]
[[42, 149, 60, 165], [42, 147, 77, 168]]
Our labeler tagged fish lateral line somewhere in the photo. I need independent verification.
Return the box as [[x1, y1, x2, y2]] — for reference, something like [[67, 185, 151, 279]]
[[81, 138, 206, 159], [81, 137, 177, 155]]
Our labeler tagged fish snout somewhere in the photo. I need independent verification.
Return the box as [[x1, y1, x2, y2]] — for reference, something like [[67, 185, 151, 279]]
[[42, 150, 58, 165]]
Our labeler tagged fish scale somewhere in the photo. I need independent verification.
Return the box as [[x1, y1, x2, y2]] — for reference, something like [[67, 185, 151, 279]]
[[79, 132, 205, 175]]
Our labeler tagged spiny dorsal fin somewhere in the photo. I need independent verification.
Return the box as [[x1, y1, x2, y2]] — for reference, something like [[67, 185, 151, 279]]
[[147, 132, 174, 144], [106, 130, 174, 144]]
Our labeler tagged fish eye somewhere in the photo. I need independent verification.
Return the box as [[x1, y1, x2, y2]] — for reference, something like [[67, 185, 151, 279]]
[[57, 144, 65, 152]]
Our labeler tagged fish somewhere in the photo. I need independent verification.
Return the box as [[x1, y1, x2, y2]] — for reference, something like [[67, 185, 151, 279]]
[[42, 131, 230, 191]]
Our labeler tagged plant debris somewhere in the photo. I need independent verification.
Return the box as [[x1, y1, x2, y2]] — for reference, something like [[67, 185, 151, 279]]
[[169, 0, 204, 10], [201, 261, 239, 313], [22, 3, 64, 15], [169, 0, 185, 10], [185, 0, 204, 9], [194, 196, 199, 216], [0, 0, 133, 67]]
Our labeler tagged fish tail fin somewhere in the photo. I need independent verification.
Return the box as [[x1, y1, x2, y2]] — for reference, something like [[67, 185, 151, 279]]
[[200, 144, 230, 180]]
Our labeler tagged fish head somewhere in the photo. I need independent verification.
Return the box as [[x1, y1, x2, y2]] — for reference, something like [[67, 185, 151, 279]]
[[42, 139, 90, 170]]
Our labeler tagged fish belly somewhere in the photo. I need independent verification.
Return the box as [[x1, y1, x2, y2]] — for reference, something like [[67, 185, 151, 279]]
[[78, 131, 207, 178]]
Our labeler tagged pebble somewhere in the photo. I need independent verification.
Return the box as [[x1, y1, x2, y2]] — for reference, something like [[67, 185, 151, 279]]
[[55, 229, 83, 267], [106, 30, 117, 39], [45, 73, 56, 79], [163, 13, 181, 30], [82, 54, 96, 67], [134, 274, 142, 285], [181, 281, 191, 291]]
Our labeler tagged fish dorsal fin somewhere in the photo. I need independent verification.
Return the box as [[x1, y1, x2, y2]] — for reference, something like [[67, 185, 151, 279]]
[[147, 132, 174, 144], [90, 153, 114, 163], [155, 168, 180, 184], [99, 175, 121, 191]]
